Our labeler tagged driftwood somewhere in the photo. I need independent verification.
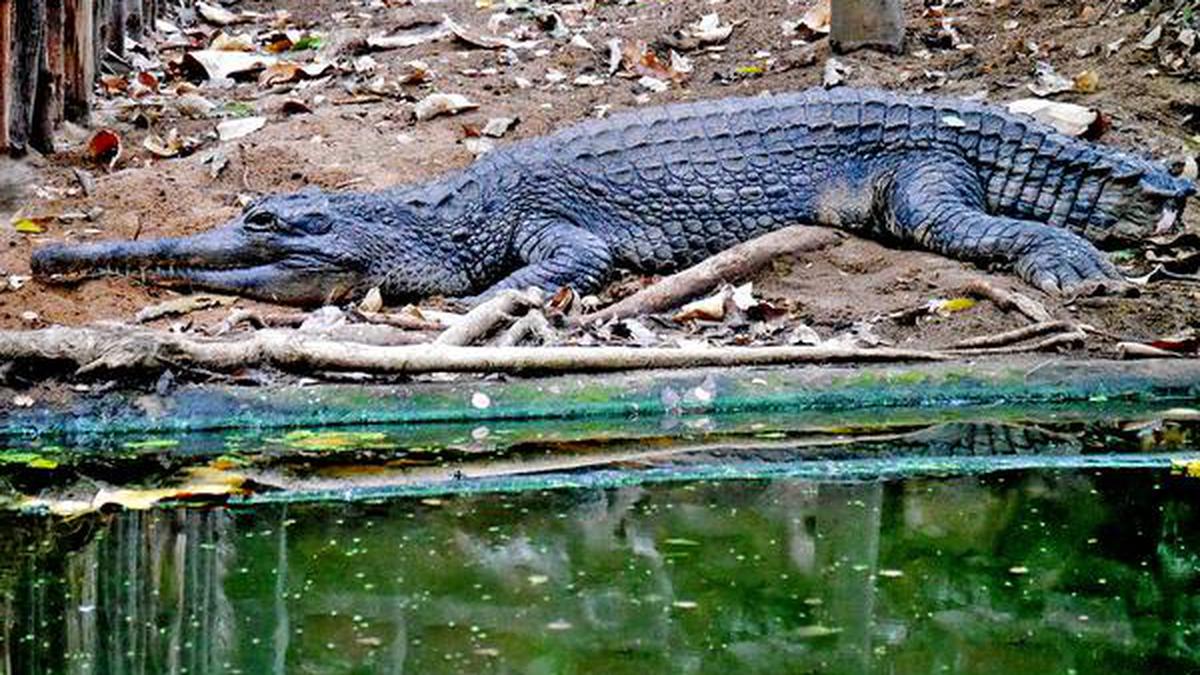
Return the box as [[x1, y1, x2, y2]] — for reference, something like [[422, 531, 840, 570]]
[[0, 325, 948, 376], [576, 226, 843, 325]]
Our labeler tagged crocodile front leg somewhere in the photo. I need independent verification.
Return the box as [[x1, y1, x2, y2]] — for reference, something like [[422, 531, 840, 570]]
[[876, 154, 1127, 295], [470, 218, 614, 301]]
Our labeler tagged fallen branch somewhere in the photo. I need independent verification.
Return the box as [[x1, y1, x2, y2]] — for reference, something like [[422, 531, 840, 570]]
[[960, 278, 1053, 323], [947, 321, 1076, 350], [434, 288, 542, 346], [575, 226, 843, 325], [0, 325, 948, 376]]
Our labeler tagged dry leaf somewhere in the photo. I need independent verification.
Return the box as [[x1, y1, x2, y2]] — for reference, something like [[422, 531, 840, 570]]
[[1028, 61, 1072, 97], [414, 93, 478, 121], [217, 116, 266, 141], [196, 1, 244, 27], [87, 129, 122, 168], [443, 14, 540, 50], [481, 117, 517, 137], [280, 98, 312, 115], [1073, 70, 1099, 93], [182, 50, 277, 80], [366, 22, 451, 50], [823, 57, 849, 87], [142, 131, 183, 158], [1007, 98, 1100, 137], [796, 0, 831, 39], [1138, 24, 1163, 51], [258, 63, 304, 86], [210, 31, 255, 51], [358, 287, 384, 313]]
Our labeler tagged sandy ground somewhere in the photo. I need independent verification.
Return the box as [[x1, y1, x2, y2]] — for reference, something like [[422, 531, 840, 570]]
[[1, 0, 1197, 351]]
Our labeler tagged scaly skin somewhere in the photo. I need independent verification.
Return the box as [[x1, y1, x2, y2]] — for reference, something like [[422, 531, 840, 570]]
[[32, 88, 1196, 305]]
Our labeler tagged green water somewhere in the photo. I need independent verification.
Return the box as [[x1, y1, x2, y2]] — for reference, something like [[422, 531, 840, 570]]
[[2, 469, 1200, 674]]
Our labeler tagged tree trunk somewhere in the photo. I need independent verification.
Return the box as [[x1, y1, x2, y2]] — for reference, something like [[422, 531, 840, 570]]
[[63, 0, 95, 122], [32, 0, 66, 152], [830, 0, 904, 54], [0, 1, 12, 152], [10, 0, 47, 155], [106, 0, 124, 58]]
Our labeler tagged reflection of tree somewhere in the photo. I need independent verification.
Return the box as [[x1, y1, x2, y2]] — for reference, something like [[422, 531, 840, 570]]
[[0, 509, 236, 675], [2, 468, 1200, 673]]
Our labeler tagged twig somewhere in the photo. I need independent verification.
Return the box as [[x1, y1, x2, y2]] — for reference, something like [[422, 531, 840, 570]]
[[960, 278, 1053, 323], [0, 325, 948, 377], [575, 226, 843, 325], [434, 288, 542, 346], [947, 321, 1076, 349]]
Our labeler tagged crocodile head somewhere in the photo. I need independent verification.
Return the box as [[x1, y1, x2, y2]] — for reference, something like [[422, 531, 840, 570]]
[[30, 188, 460, 306], [1088, 162, 1196, 243]]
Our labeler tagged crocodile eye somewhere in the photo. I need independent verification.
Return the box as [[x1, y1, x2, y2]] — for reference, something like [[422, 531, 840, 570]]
[[244, 209, 279, 231]]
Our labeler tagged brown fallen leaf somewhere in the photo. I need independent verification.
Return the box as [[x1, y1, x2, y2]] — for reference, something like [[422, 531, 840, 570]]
[[280, 98, 313, 115]]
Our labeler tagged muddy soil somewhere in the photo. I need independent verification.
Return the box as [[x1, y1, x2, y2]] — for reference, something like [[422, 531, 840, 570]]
[[2, 0, 1198, 351]]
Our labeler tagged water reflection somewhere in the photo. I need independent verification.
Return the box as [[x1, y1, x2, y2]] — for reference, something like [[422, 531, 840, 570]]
[[3, 469, 1200, 674]]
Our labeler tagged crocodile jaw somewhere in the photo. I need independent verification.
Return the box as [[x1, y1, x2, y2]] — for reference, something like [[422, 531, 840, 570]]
[[30, 226, 361, 306]]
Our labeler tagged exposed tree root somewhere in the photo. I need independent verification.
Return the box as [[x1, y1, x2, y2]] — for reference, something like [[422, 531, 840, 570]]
[[494, 310, 556, 347], [949, 329, 1087, 356], [946, 321, 1077, 350], [0, 325, 947, 377], [434, 289, 542, 346], [575, 226, 844, 325], [959, 278, 1053, 323]]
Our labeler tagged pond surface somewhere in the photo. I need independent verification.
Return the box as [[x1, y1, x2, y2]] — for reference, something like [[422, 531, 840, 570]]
[[3, 467, 1200, 674]]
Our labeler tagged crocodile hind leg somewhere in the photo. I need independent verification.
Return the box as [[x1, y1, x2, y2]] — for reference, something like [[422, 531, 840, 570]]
[[876, 154, 1127, 295], [471, 219, 614, 301]]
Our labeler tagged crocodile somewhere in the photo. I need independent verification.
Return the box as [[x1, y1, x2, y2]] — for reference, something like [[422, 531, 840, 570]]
[[31, 87, 1196, 306]]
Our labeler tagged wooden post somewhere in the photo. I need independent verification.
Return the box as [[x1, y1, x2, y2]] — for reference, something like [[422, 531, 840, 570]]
[[142, 0, 155, 35], [0, 0, 12, 153], [125, 0, 142, 41], [106, 0, 124, 58], [10, 0, 47, 155], [63, 0, 94, 122], [831, 0, 905, 54], [32, 0, 66, 151]]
